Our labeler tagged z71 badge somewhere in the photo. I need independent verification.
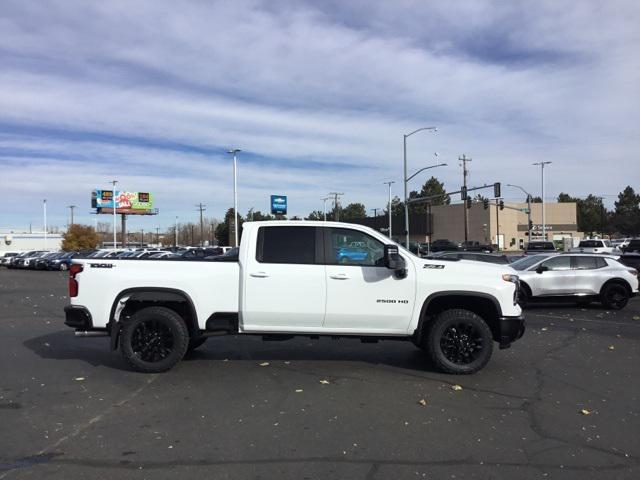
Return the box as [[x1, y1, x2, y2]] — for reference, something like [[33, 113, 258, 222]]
[[423, 264, 445, 269]]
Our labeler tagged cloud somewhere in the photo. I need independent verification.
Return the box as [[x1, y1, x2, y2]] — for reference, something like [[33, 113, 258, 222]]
[[0, 0, 638, 230]]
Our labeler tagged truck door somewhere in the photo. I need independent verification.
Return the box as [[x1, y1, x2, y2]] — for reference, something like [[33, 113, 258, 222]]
[[242, 226, 326, 329], [323, 227, 415, 333]]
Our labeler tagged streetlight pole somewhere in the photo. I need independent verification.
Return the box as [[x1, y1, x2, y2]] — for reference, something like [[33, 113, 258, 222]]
[[111, 180, 118, 249], [506, 183, 533, 242], [227, 149, 241, 247], [43, 199, 47, 250], [67, 205, 76, 227], [383, 181, 395, 238], [404, 127, 438, 248], [533, 162, 552, 240], [322, 197, 329, 221]]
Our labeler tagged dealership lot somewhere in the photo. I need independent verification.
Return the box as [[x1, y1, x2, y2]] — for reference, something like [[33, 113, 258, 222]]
[[1, 269, 639, 479]]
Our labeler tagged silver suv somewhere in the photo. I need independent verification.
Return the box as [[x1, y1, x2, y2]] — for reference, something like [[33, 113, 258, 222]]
[[511, 254, 638, 309]]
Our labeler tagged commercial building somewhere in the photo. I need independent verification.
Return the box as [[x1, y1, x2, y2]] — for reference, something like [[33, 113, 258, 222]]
[[361, 202, 581, 251], [0, 229, 63, 253]]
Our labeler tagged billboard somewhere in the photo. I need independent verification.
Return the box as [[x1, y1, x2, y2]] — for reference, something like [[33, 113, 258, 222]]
[[270, 195, 287, 215], [92, 190, 155, 214]]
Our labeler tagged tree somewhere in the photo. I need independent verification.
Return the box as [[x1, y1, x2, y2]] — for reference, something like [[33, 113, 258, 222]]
[[530, 196, 542, 203], [402, 177, 450, 215], [611, 186, 640, 235], [306, 210, 325, 221], [474, 193, 488, 202], [556, 192, 608, 235], [247, 209, 275, 221], [340, 203, 367, 222], [215, 208, 244, 246], [62, 224, 98, 251], [557, 192, 578, 203]]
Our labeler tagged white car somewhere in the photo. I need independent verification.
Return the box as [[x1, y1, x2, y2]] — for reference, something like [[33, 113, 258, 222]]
[[511, 254, 638, 309], [570, 239, 615, 254], [64, 221, 524, 374]]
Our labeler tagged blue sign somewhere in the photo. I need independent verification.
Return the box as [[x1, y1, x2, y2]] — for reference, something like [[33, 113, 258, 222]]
[[270, 195, 287, 215]]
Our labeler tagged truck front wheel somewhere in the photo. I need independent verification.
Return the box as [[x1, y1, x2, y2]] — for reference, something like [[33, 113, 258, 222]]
[[120, 306, 190, 373], [424, 309, 494, 374]]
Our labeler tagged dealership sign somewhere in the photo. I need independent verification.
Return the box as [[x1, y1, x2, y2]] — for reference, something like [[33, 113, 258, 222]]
[[92, 190, 155, 214], [270, 195, 287, 215]]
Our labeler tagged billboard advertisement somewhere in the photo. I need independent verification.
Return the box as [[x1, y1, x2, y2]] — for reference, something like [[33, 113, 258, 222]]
[[270, 195, 287, 215], [92, 190, 155, 214]]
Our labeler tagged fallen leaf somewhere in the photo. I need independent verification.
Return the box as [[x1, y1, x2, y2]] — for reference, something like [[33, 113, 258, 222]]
[[608, 345, 615, 350], [74, 377, 85, 381], [580, 408, 592, 415], [319, 380, 330, 385], [259, 362, 270, 367], [633, 316, 640, 321], [451, 385, 463, 391], [541, 327, 548, 331], [295, 389, 303, 393], [418, 399, 427, 406]]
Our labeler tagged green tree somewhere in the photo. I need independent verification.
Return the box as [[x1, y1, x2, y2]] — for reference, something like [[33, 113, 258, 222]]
[[306, 210, 325, 220], [612, 186, 640, 235], [530, 196, 543, 203], [556, 192, 607, 235], [403, 177, 450, 214], [557, 192, 578, 203], [340, 203, 367, 222], [247, 209, 275, 221], [62, 224, 98, 251], [215, 208, 244, 246]]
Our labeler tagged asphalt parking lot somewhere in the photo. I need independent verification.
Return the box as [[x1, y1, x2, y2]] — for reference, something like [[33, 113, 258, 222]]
[[1, 269, 639, 479]]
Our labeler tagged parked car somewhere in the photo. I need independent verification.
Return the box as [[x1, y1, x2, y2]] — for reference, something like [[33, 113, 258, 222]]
[[12, 251, 48, 269], [34, 251, 62, 270], [570, 239, 615, 254], [425, 251, 511, 265], [622, 239, 640, 253], [146, 252, 175, 259], [523, 241, 556, 255], [0, 251, 21, 267], [618, 253, 640, 270], [430, 239, 460, 252], [47, 252, 78, 271], [460, 241, 494, 253], [65, 220, 524, 374], [7, 251, 38, 269], [511, 254, 638, 309], [205, 247, 239, 262]]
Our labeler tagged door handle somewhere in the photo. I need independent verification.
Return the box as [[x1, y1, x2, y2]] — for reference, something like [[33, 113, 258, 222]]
[[250, 271, 269, 278], [329, 273, 349, 280]]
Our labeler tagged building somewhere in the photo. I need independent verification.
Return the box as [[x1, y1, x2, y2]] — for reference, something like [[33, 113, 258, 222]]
[[0, 229, 63, 253], [358, 202, 581, 251]]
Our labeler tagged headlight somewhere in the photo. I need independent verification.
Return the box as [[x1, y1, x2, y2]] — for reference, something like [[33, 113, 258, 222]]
[[502, 273, 519, 283]]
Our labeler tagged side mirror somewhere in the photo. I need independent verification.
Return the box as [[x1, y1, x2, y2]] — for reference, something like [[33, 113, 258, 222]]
[[536, 265, 548, 274], [384, 245, 407, 277]]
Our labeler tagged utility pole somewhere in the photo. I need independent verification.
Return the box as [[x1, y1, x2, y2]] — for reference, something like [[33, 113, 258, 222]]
[[175, 216, 178, 247], [459, 155, 472, 244], [371, 208, 379, 218], [383, 181, 395, 238], [196, 203, 207, 246], [141, 229, 144, 247], [67, 205, 77, 227], [43, 199, 47, 250], [156, 227, 160, 246], [533, 161, 552, 240], [328, 192, 344, 221], [110, 180, 118, 249]]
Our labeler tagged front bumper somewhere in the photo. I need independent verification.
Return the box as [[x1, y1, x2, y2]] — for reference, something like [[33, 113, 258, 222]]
[[497, 314, 525, 349], [64, 305, 94, 330]]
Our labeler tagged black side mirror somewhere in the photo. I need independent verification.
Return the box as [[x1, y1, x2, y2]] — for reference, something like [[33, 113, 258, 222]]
[[536, 265, 548, 274], [384, 245, 407, 277]]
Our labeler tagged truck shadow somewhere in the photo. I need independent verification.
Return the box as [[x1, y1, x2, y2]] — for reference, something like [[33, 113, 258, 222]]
[[23, 331, 125, 370], [23, 331, 442, 373]]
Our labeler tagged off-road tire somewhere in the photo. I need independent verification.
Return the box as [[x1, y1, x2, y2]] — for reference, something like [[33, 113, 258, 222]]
[[424, 308, 494, 374], [600, 283, 629, 310], [120, 306, 189, 373]]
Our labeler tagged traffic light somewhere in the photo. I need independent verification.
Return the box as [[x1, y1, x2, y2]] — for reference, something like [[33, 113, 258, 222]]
[[461, 186, 467, 200], [499, 200, 504, 210], [466, 198, 472, 209], [483, 199, 489, 209], [494, 182, 501, 198]]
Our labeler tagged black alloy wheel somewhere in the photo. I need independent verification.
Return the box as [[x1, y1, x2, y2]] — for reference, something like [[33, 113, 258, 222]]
[[601, 284, 629, 310], [131, 320, 174, 363], [440, 323, 485, 365]]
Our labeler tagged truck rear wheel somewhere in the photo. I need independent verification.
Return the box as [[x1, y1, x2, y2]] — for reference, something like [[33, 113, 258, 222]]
[[424, 309, 493, 374], [120, 306, 189, 373]]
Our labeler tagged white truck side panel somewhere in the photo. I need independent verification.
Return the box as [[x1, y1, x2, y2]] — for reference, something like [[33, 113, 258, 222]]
[[71, 260, 239, 328]]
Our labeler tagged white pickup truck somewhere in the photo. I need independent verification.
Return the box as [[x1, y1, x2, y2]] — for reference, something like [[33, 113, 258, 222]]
[[65, 221, 525, 374]]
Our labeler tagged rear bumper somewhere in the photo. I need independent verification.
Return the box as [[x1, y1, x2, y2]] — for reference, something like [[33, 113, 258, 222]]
[[497, 314, 525, 349], [64, 305, 94, 330]]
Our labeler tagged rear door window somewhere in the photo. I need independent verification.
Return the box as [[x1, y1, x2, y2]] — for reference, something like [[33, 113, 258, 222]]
[[573, 256, 599, 270], [256, 226, 319, 264]]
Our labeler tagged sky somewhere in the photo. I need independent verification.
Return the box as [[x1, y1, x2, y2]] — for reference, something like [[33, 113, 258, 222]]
[[1, 0, 639, 231]]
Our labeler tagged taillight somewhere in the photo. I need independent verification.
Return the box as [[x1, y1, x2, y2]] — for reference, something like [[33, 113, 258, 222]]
[[69, 264, 83, 297]]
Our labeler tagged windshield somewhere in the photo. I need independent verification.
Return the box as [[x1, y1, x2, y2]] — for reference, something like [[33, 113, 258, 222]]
[[510, 254, 550, 271]]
